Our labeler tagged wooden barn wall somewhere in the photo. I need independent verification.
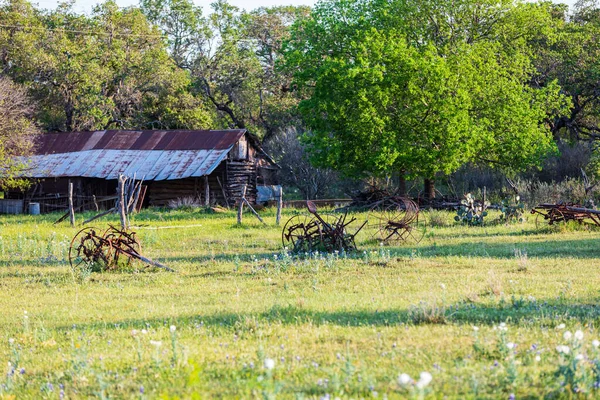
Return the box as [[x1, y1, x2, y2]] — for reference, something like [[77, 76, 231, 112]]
[[9, 133, 279, 211], [147, 164, 229, 207]]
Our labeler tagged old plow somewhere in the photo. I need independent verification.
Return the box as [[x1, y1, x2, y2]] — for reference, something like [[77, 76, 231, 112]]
[[367, 197, 426, 243], [282, 201, 367, 253], [531, 203, 600, 228], [69, 225, 174, 272]]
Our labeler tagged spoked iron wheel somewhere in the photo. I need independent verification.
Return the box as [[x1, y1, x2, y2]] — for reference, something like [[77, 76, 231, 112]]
[[282, 214, 341, 253], [101, 226, 142, 270], [69, 227, 110, 272], [368, 197, 425, 243]]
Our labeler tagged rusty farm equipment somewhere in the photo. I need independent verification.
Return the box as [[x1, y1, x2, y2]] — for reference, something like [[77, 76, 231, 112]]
[[531, 203, 600, 228], [367, 197, 426, 243], [69, 225, 173, 272], [282, 201, 366, 253]]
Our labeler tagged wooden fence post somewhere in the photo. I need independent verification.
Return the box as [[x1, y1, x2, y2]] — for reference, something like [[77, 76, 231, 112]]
[[204, 176, 210, 207], [68, 180, 75, 227], [118, 175, 128, 230], [237, 184, 247, 224], [276, 186, 282, 226]]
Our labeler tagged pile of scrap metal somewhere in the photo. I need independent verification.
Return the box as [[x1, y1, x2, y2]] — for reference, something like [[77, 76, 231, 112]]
[[531, 203, 600, 227], [349, 187, 460, 211], [282, 201, 366, 253], [69, 225, 174, 272]]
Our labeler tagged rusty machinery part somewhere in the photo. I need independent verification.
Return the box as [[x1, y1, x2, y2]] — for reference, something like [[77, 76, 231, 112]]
[[282, 202, 367, 253], [281, 214, 338, 253], [531, 203, 600, 228], [367, 197, 425, 243], [69, 225, 143, 272]]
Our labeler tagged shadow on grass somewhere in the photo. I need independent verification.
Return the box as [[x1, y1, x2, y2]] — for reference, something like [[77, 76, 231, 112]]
[[58, 297, 600, 332]]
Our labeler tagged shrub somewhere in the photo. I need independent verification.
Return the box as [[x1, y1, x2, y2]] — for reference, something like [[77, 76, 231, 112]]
[[168, 196, 202, 211], [427, 210, 449, 227]]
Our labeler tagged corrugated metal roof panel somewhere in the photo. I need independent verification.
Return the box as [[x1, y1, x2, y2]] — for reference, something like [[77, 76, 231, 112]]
[[13, 129, 278, 181], [20, 148, 234, 180], [92, 130, 117, 150], [130, 131, 166, 150], [34, 129, 247, 153]]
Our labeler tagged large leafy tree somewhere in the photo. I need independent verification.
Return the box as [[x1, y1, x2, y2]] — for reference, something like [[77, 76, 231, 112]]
[[0, 76, 39, 189], [142, 0, 309, 139], [285, 0, 569, 197], [532, 0, 600, 141], [0, 0, 212, 131]]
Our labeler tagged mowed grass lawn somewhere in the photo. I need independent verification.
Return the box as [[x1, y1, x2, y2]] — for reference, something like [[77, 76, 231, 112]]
[[1, 207, 600, 398]]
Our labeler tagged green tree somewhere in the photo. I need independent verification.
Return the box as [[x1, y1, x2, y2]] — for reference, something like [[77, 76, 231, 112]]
[[143, 0, 309, 139], [0, 0, 212, 131], [532, 1, 600, 141], [0, 76, 39, 189], [285, 0, 569, 197]]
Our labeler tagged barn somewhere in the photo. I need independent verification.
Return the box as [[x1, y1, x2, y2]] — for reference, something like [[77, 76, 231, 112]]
[[6, 129, 279, 213]]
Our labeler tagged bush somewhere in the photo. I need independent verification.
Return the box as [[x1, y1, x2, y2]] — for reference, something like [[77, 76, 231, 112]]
[[167, 197, 202, 211], [512, 178, 596, 207]]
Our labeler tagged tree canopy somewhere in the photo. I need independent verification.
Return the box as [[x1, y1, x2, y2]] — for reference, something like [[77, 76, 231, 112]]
[[285, 0, 571, 182], [0, 76, 39, 189]]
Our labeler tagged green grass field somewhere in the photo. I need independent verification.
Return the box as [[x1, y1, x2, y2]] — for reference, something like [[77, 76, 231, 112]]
[[1, 207, 600, 399]]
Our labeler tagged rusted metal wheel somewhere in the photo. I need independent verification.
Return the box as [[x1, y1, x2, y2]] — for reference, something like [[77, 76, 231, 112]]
[[368, 197, 424, 243], [101, 226, 142, 269], [282, 214, 341, 253], [69, 227, 110, 272]]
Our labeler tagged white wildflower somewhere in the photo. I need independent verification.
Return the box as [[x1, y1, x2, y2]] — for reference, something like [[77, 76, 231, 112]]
[[575, 354, 584, 361], [264, 358, 275, 370], [150, 340, 162, 347], [575, 330, 584, 341], [564, 331, 573, 340], [556, 345, 570, 354], [131, 329, 138, 336], [592, 340, 600, 348], [535, 355, 541, 362], [8, 338, 14, 344], [416, 372, 432, 389], [507, 342, 516, 350], [398, 373, 411, 386], [557, 324, 566, 330], [170, 325, 176, 333], [141, 329, 148, 335], [472, 326, 479, 332]]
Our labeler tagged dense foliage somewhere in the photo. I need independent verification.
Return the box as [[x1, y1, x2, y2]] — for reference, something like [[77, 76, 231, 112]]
[[284, 0, 571, 183], [2, 0, 600, 197]]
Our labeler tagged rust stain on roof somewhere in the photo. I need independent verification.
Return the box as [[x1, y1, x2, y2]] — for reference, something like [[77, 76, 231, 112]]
[[37, 129, 246, 154], [23, 129, 249, 180]]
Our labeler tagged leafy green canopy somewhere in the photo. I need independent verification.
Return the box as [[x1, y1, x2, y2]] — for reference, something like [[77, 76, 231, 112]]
[[285, 0, 571, 180], [0, 0, 212, 132]]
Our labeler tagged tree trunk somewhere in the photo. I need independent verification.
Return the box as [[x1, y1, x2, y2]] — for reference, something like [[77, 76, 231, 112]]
[[65, 101, 74, 132], [424, 178, 435, 200], [398, 173, 406, 197]]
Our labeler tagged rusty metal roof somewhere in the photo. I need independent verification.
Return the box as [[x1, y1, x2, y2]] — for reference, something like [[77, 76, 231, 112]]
[[36, 129, 246, 154], [20, 129, 248, 180]]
